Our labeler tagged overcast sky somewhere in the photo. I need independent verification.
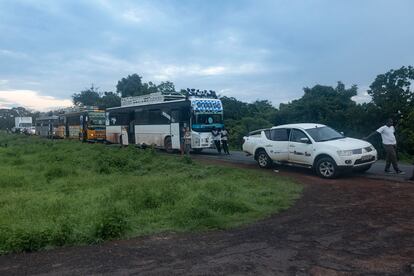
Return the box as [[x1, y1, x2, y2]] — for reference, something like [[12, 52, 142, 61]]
[[1, 0, 414, 111]]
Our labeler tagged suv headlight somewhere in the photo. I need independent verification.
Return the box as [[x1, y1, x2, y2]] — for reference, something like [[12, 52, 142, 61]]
[[337, 150, 353, 156]]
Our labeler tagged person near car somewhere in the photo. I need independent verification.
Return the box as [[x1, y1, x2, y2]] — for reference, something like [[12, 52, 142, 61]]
[[365, 118, 404, 175], [211, 127, 222, 154], [221, 128, 230, 155]]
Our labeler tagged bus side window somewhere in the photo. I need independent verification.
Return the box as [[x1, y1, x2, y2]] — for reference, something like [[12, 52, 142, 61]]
[[171, 109, 180, 123], [135, 110, 149, 125]]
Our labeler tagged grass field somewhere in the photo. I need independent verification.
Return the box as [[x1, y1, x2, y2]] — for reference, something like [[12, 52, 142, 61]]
[[0, 133, 301, 254]]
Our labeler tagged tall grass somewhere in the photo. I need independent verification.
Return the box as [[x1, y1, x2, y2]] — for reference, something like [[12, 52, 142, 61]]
[[0, 133, 301, 254]]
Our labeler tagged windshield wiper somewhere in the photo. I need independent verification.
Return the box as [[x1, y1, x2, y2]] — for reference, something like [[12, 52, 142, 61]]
[[318, 137, 344, 142]]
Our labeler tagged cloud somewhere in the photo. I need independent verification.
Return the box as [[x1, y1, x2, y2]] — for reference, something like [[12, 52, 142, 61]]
[[0, 90, 72, 111], [352, 92, 371, 104], [0, 49, 29, 60]]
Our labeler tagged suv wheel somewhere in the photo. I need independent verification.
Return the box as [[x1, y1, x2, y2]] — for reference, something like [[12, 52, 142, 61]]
[[256, 150, 272, 169], [316, 157, 337, 179]]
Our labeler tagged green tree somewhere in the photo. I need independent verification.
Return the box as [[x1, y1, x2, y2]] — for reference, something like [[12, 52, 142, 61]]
[[278, 82, 358, 133], [72, 86, 101, 106], [72, 86, 120, 109], [157, 81, 176, 94], [116, 74, 145, 97], [368, 66, 414, 117], [116, 74, 165, 97], [99, 92, 121, 109]]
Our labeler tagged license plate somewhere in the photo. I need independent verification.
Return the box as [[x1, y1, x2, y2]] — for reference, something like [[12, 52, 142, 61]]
[[361, 155, 372, 161]]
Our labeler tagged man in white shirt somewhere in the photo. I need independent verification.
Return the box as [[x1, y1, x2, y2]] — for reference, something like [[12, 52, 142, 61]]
[[211, 127, 221, 154], [365, 118, 404, 174]]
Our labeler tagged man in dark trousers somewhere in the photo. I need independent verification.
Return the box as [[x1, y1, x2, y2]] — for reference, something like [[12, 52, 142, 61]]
[[211, 127, 221, 154], [221, 127, 230, 155], [365, 118, 405, 175]]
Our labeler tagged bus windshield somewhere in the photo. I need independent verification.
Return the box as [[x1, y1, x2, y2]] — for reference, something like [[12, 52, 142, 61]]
[[88, 113, 106, 127], [191, 113, 224, 132]]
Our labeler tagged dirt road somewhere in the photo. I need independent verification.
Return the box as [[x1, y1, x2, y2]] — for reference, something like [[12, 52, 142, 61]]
[[1, 162, 413, 275]]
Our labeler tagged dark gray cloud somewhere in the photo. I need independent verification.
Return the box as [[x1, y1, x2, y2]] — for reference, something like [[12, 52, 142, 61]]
[[0, 0, 413, 110]]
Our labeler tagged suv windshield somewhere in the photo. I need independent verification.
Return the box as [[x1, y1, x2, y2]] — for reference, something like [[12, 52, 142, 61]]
[[306, 126, 344, 142]]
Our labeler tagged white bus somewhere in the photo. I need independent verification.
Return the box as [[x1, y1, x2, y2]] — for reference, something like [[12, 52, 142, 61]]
[[106, 92, 224, 152]]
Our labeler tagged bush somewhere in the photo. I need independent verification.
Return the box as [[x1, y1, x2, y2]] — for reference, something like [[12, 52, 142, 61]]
[[2, 228, 52, 253], [44, 166, 69, 181], [94, 207, 129, 240]]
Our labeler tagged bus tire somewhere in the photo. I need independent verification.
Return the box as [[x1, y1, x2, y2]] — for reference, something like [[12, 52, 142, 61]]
[[164, 136, 173, 153]]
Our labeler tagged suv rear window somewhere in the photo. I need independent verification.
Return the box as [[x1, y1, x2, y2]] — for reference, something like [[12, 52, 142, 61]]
[[264, 129, 271, 139], [270, 128, 290, 141]]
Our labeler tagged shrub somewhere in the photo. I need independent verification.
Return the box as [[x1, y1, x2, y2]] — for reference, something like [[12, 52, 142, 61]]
[[44, 166, 69, 181], [94, 207, 129, 240]]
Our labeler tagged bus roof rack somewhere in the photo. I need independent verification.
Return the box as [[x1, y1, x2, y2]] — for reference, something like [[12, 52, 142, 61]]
[[121, 92, 186, 107]]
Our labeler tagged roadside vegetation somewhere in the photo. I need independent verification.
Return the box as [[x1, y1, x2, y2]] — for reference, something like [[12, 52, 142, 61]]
[[0, 133, 301, 254]]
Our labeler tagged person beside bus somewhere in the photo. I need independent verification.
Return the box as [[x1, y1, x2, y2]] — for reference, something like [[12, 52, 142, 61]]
[[212, 127, 221, 154], [184, 127, 192, 155], [221, 127, 230, 155], [180, 126, 186, 155]]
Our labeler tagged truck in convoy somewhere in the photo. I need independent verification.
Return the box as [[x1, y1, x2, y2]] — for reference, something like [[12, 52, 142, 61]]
[[14, 117, 35, 134], [106, 91, 224, 152], [34, 108, 106, 141], [35, 115, 61, 138]]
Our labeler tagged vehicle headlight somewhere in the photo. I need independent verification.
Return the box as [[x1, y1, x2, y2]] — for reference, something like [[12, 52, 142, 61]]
[[337, 150, 353, 156]]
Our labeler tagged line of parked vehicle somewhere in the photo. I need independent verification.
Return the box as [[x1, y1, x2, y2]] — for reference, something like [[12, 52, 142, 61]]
[[18, 92, 378, 179]]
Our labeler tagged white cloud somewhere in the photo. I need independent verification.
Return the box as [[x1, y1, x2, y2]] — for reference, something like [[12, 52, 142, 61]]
[[0, 49, 29, 59], [93, 1, 167, 26], [122, 9, 145, 23], [351, 85, 372, 104], [0, 90, 72, 111]]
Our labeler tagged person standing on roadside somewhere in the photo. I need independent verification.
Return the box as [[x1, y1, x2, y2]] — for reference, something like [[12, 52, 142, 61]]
[[184, 127, 192, 155], [180, 125, 186, 155], [211, 127, 221, 154], [221, 127, 230, 155], [365, 118, 405, 175]]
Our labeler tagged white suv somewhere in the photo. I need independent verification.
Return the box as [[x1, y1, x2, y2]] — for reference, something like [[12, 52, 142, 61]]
[[242, 123, 377, 178]]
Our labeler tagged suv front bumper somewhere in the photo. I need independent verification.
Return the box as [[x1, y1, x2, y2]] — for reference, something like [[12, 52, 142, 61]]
[[335, 150, 377, 169]]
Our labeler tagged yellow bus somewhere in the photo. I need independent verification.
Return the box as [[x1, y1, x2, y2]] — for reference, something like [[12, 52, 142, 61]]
[[64, 109, 106, 142]]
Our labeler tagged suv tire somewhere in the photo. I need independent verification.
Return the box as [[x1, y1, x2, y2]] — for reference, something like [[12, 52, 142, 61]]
[[256, 149, 272, 169], [316, 157, 338, 179]]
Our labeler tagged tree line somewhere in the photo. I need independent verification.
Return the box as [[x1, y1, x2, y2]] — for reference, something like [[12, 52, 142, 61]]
[[222, 66, 414, 157]]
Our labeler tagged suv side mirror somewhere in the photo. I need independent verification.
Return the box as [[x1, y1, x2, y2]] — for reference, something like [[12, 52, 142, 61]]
[[300, 137, 310, 143]]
